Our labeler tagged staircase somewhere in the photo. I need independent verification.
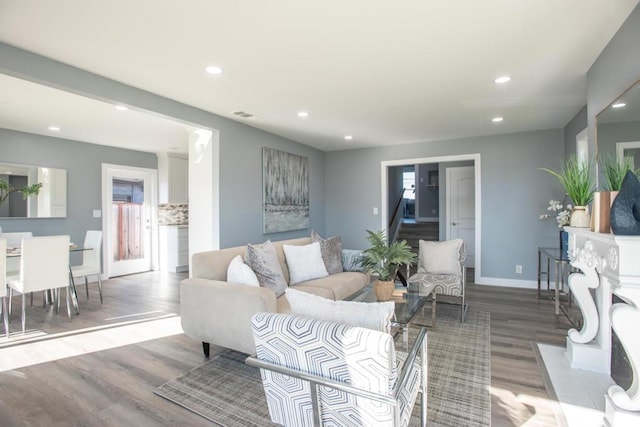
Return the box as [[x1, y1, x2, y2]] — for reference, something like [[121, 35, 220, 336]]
[[397, 221, 439, 275]]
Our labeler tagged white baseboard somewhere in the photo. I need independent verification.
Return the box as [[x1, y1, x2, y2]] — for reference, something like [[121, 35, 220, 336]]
[[474, 276, 538, 289]]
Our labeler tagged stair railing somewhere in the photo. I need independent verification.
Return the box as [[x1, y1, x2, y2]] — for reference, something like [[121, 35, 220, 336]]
[[388, 188, 406, 245]]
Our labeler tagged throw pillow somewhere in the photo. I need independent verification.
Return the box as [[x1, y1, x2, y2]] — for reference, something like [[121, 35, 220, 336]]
[[246, 240, 287, 297], [418, 239, 464, 275], [342, 249, 365, 272], [310, 230, 344, 274], [226, 255, 260, 287], [283, 242, 329, 285], [286, 288, 395, 333]]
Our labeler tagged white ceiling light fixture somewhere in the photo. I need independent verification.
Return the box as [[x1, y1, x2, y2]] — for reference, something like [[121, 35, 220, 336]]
[[115, 105, 128, 111], [48, 125, 61, 131], [344, 135, 353, 140], [612, 101, 626, 108], [494, 76, 511, 84], [205, 65, 224, 75], [297, 111, 309, 118], [492, 117, 504, 123]]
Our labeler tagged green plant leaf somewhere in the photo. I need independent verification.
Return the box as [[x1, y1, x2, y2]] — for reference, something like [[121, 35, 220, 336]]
[[540, 155, 594, 206]]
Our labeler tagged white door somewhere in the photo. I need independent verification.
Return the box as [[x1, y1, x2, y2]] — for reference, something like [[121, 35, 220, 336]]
[[446, 166, 475, 266], [102, 165, 157, 277]]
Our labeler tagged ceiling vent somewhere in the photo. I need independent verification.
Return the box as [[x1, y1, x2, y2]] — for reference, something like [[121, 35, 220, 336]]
[[232, 111, 254, 119]]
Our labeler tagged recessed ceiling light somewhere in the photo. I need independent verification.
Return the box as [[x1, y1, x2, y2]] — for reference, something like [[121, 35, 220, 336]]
[[492, 117, 504, 123], [494, 76, 511, 84], [205, 65, 224, 75], [297, 111, 309, 118], [344, 135, 353, 140], [612, 101, 626, 109], [115, 105, 128, 111], [48, 125, 61, 131]]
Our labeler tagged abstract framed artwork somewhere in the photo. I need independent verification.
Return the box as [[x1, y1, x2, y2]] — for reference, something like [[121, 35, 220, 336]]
[[263, 147, 309, 233]]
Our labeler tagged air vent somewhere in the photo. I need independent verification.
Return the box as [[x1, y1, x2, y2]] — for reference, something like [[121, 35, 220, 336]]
[[232, 111, 254, 119]]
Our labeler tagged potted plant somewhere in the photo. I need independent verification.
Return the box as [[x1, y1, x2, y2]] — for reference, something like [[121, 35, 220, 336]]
[[359, 229, 417, 301], [541, 155, 594, 227], [0, 179, 42, 206]]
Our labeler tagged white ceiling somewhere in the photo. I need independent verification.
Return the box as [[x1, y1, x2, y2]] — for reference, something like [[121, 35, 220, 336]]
[[0, 0, 638, 153]]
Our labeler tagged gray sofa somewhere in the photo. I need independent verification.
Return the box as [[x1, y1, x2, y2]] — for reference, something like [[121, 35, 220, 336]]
[[180, 237, 369, 355]]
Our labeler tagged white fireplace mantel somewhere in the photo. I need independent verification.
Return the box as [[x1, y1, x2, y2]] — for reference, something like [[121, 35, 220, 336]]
[[565, 227, 640, 426]]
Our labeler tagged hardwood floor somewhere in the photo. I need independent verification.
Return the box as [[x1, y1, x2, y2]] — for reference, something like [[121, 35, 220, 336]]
[[0, 271, 570, 426]]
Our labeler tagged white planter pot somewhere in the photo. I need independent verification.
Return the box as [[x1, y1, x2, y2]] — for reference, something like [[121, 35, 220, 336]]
[[570, 206, 591, 227]]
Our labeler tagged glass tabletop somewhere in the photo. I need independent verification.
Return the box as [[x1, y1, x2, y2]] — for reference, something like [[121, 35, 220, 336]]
[[538, 246, 570, 262], [347, 282, 428, 326]]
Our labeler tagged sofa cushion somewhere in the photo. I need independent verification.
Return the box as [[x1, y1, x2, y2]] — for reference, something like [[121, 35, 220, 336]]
[[293, 271, 369, 300], [286, 288, 394, 333], [227, 255, 260, 287], [283, 242, 328, 285], [247, 240, 287, 297], [310, 230, 343, 274]]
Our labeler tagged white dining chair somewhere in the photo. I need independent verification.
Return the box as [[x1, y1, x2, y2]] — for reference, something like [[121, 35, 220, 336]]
[[0, 239, 9, 338], [7, 235, 72, 333], [2, 232, 32, 276], [71, 230, 103, 304]]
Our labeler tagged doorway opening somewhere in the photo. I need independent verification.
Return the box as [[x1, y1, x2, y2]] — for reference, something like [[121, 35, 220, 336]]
[[381, 154, 481, 281]]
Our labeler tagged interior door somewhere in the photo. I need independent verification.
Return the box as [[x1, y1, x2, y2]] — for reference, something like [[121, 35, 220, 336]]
[[446, 166, 475, 266], [103, 165, 156, 277]]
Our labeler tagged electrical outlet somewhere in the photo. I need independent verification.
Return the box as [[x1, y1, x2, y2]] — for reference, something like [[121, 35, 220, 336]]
[[373, 207, 378, 215], [515, 265, 523, 274]]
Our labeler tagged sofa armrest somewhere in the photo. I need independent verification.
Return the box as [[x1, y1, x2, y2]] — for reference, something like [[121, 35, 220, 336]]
[[180, 277, 278, 354]]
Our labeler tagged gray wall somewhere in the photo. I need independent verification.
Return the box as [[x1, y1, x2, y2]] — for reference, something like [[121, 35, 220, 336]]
[[0, 128, 156, 262], [417, 163, 439, 219], [0, 42, 326, 249], [325, 129, 565, 282], [564, 105, 587, 158], [587, 3, 640, 162]]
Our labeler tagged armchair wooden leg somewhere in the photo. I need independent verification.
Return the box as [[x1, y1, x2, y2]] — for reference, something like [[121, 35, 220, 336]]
[[202, 342, 210, 358]]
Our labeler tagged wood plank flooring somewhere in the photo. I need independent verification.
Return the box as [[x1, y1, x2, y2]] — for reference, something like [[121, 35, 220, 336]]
[[0, 272, 570, 426]]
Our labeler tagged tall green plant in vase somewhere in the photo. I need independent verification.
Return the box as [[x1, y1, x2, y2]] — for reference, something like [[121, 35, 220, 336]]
[[541, 155, 594, 227], [359, 230, 416, 301]]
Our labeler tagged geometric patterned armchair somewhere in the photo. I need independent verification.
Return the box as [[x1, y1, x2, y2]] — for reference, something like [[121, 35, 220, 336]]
[[408, 239, 467, 322], [247, 312, 427, 427]]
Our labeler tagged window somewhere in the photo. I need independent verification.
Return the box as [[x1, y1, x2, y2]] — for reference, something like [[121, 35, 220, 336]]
[[403, 171, 415, 200]]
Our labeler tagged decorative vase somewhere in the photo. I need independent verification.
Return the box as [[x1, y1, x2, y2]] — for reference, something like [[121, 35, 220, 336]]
[[610, 171, 640, 235], [374, 279, 395, 301], [570, 206, 590, 227]]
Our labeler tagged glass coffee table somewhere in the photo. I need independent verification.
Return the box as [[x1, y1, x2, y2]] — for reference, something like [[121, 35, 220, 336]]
[[347, 281, 436, 348]]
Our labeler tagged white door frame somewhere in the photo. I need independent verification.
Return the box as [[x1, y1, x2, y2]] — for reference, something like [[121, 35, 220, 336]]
[[101, 163, 158, 278], [381, 154, 481, 279]]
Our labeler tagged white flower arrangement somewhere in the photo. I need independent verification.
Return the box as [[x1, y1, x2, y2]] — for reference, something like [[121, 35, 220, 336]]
[[540, 199, 571, 228]]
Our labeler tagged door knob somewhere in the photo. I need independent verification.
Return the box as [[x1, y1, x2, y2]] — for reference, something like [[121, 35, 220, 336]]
[[452, 222, 459, 226]]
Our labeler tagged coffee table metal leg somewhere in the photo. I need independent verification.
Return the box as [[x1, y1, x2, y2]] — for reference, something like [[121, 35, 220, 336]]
[[432, 291, 436, 330]]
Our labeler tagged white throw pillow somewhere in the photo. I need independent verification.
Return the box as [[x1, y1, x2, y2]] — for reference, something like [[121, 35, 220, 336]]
[[286, 288, 395, 333], [227, 255, 260, 287], [418, 239, 464, 275], [283, 242, 329, 285]]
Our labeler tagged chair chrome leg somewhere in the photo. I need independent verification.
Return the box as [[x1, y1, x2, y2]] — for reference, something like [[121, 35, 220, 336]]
[[84, 276, 89, 300], [97, 275, 103, 304], [2, 297, 9, 338], [65, 287, 71, 320], [8, 287, 13, 320], [21, 293, 26, 333]]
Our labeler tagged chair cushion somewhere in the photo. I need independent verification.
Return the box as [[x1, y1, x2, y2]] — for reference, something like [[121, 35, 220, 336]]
[[418, 239, 464, 275], [286, 288, 394, 333], [246, 240, 287, 297], [310, 230, 343, 274], [409, 272, 463, 296], [251, 312, 398, 427], [395, 351, 423, 427], [283, 242, 328, 285]]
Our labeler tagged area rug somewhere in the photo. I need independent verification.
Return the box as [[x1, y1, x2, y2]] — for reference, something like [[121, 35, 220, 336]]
[[155, 306, 490, 426]]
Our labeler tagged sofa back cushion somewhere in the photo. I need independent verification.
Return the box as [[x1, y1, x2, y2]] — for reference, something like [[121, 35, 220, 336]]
[[191, 237, 312, 284]]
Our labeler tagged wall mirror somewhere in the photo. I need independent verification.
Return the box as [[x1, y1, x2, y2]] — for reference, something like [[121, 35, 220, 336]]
[[596, 78, 640, 182], [0, 163, 67, 218]]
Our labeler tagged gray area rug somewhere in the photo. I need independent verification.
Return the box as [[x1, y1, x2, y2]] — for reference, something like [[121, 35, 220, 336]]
[[155, 305, 490, 426]]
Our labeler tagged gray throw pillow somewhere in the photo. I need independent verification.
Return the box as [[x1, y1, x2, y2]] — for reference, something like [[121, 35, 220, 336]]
[[310, 230, 343, 274], [246, 240, 287, 297]]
